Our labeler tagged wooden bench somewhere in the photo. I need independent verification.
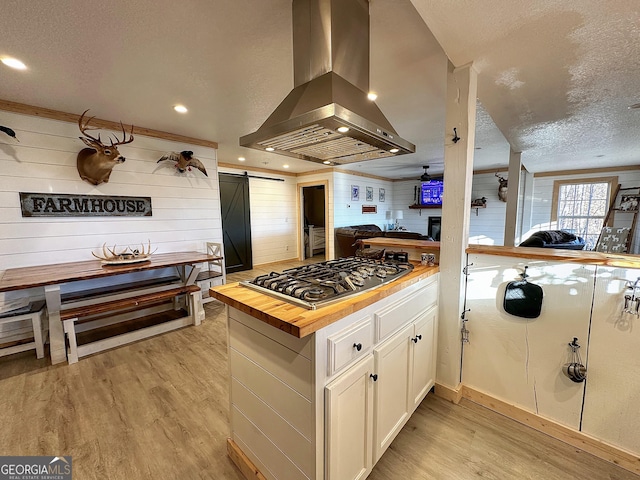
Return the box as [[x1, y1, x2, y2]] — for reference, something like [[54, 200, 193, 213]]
[[60, 284, 200, 364], [0, 300, 46, 359]]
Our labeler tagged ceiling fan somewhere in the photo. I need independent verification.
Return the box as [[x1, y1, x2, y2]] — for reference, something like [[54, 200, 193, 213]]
[[420, 165, 431, 181]]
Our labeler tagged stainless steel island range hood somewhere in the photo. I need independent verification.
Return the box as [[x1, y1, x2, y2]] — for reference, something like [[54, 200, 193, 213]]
[[240, 0, 415, 165]]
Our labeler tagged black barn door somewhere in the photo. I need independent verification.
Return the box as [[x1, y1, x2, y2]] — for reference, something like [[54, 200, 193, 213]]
[[219, 173, 252, 273]]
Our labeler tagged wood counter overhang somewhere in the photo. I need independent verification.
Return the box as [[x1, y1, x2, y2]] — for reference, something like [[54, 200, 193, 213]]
[[467, 245, 640, 268], [209, 264, 439, 338]]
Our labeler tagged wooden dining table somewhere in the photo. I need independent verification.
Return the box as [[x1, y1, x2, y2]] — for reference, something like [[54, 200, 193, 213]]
[[0, 251, 218, 364]]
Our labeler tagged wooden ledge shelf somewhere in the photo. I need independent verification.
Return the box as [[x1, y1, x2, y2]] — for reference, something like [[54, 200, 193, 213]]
[[408, 204, 487, 209]]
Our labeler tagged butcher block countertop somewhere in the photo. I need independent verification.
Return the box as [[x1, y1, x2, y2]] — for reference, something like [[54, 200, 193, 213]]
[[210, 264, 439, 338], [362, 238, 440, 250], [467, 245, 640, 268]]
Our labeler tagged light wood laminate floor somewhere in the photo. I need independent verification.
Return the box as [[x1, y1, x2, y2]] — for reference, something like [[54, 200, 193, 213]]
[[0, 258, 637, 479]]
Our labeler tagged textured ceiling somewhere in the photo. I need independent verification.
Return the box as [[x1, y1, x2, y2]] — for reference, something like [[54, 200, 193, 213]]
[[0, 0, 638, 178]]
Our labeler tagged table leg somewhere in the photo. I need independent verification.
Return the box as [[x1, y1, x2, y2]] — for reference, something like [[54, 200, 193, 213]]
[[44, 285, 66, 364]]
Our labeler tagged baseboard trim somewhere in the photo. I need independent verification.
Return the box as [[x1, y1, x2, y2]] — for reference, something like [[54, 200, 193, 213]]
[[460, 386, 640, 476], [434, 382, 463, 404], [227, 438, 267, 480]]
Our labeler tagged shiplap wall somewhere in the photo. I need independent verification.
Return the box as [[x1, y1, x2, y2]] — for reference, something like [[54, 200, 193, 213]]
[[333, 171, 394, 230], [0, 110, 222, 300], [469, 173, 508, 245], [218, 166, 298, 266], [392, 179, 431, 235], [529, 169, 640, 252]]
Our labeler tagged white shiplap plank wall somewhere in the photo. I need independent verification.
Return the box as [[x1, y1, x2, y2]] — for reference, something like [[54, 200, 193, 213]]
[[469, 173, 508, 245], [334, 172, 394, 230], [0, 111, 222, 287], [392, 179, 430, 235]]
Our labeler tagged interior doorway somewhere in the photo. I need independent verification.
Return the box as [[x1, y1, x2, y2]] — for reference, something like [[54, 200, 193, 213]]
[[299, 182, 328, 261], [219, 173, 253, 273]]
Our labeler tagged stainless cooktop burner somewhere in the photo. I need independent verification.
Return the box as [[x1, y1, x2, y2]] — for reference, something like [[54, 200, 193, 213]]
[[241, 257, 413, 309]]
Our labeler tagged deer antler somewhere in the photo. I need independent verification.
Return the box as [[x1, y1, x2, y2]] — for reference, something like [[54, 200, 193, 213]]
[[91, 241, 155, 262], [110, 121, 134, 147], [78, 109, 103, 144]]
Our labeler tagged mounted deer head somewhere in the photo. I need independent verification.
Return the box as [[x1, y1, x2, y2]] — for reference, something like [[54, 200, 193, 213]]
[[495, 172, 508, 202], [76, 110, 134, 185]]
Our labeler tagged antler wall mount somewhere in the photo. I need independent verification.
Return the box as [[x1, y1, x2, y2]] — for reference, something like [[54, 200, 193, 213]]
[[495, 172, 508, 202], [76, 110, 134, 185]]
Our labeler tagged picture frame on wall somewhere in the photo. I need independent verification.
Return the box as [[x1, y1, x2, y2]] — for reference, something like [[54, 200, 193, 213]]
[[366, 186, 373, 202], [619, 195, 640, 212], [351, 185, 360, 201], [379, 188, 385, 202]]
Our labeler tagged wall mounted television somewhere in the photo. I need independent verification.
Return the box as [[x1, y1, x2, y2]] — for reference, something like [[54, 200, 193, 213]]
[[420, 178, 444, 206]]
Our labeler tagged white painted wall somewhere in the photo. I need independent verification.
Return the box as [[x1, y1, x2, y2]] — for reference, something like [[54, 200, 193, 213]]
[[582, 266, 640, 454], [0, 111, 222, 294], [463, 252, 640, 457], [464, 254, 592, 430]]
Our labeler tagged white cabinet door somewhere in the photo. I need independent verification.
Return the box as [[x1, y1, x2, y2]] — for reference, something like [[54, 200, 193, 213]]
[[372, 323, 412, 463], [325, 355, 375, 480], [410, 306, 437, 411]]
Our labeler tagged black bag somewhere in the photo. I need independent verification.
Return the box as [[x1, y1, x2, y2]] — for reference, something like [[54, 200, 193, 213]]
[[503, 277, 543, 319]]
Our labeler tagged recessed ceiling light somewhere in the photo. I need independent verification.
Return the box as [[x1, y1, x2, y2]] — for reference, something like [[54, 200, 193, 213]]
[[389, 148, 399, 154], [265, 147, 275, 152], [173, 105, 188, 113], [628, 103, 640, 110], [238, 157, 245, 162], [283, 164, 289, 169], [337, 126, 349, 133], [367, 92, 378, 101], [1, 57, 27, 70], [323, 160, 331, 165]]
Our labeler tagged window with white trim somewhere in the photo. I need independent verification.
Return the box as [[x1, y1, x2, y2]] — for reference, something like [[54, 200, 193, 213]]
[[552, 178, 615, 250]]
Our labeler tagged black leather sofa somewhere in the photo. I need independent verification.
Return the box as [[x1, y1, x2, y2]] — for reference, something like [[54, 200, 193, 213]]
[[518, 230, 585, 250]]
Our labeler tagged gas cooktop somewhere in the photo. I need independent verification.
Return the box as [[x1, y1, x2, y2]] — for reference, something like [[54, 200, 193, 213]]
[[240, 257, 413, 310]]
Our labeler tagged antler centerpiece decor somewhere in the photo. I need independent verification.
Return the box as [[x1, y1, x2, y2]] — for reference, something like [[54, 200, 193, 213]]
[[92, 240, 157, 265], [77, 109, 134, 185]]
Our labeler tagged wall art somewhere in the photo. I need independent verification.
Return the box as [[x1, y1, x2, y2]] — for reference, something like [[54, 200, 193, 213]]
[[366, 186, 373, 202], [351, 185, 360, 201]]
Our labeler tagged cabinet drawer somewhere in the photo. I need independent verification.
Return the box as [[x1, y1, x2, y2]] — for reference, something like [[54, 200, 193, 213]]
[[327, 317, 373, 376], [375, 280, 438, 341]]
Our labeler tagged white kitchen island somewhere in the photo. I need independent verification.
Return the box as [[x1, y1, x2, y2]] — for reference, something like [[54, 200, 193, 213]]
[[211, 265, 439, 480]]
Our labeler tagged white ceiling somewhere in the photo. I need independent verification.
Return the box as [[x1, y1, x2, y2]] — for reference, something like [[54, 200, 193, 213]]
[[1, 0, 638, 179]]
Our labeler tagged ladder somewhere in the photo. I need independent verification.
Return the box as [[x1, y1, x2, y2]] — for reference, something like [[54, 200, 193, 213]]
[[596, 185, 640, 253]]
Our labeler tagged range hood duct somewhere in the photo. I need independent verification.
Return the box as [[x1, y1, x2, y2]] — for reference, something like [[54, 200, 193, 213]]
[[240, 0, 415, 165]]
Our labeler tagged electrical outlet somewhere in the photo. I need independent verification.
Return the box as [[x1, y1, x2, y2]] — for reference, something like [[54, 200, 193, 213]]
[[285, 245, 289, 251]]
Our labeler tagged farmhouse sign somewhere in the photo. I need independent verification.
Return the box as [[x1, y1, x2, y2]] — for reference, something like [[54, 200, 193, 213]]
[[20, 192, 152, 217]]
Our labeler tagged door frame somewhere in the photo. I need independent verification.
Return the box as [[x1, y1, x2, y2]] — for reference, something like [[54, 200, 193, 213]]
[[298, 180, 330, 261]]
